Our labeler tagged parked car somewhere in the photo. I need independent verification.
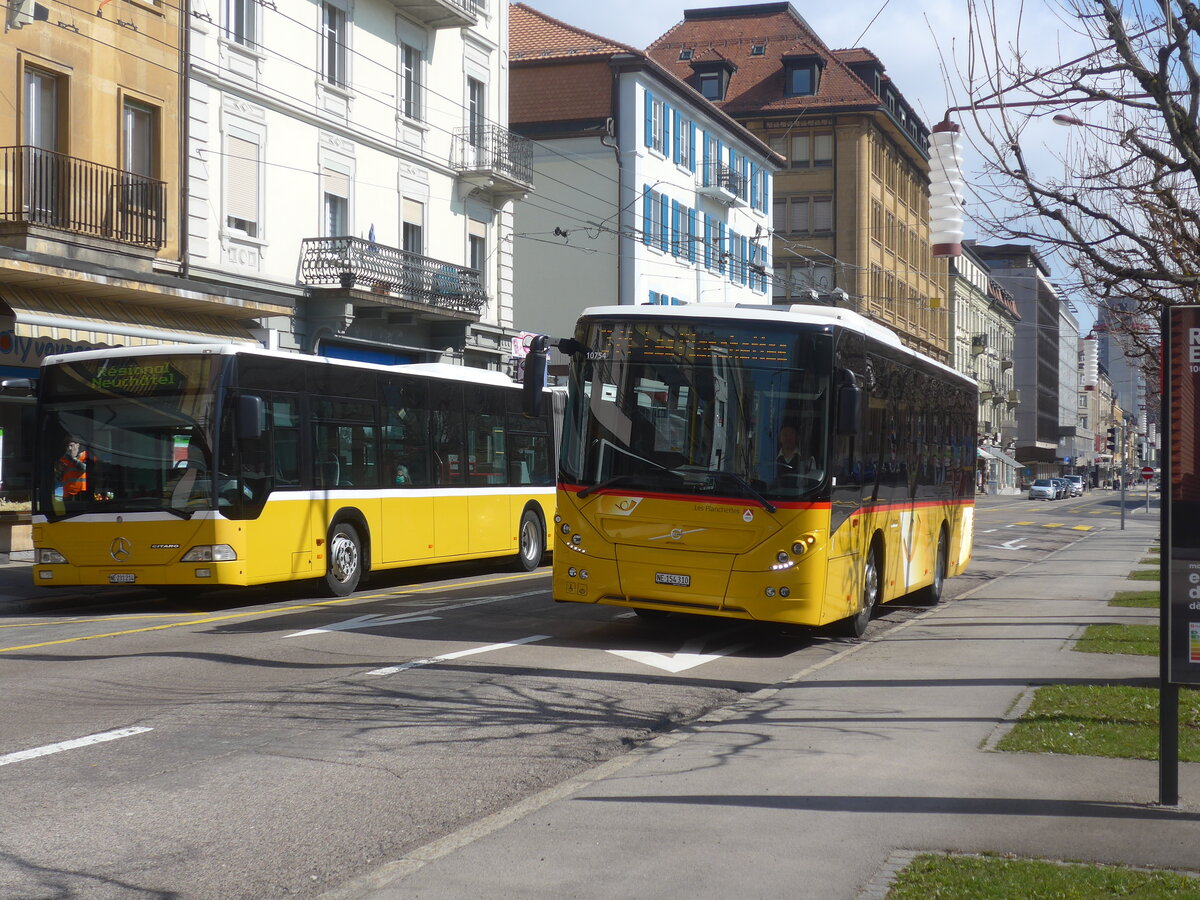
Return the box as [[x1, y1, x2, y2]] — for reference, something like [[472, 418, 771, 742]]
[[1029, 478, 1056, 501], [1063, 475, 1084, 496], [1050, 477, 1069, 499]]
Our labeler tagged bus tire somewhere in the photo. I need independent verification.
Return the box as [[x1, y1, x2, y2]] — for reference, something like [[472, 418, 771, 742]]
[[840, 544, 879, 638], [918, 527, 948, 605], [324, 521, 362, 597], [514, 508, 545, 571]]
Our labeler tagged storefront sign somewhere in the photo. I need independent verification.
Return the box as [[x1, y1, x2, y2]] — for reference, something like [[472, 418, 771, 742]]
[[0, 331, 110, 369]]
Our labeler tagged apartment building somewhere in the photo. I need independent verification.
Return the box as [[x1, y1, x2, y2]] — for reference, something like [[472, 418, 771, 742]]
[[645, 2, 950, 362], [187, 0, 532, 367], [507, 4, 778, 340]]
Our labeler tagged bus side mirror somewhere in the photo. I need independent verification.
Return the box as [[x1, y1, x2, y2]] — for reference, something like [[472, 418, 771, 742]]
[[522, 335, 549, 417], [236, 394, 265, 441], [836, 370, 860, 436]]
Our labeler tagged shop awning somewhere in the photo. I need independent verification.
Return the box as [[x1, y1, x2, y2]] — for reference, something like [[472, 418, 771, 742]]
[[0, 287, 260, 370], [989, 449, 1023, 469], [977, 447, 997, 460]]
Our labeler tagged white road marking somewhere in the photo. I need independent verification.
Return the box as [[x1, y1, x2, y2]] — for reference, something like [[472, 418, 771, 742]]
[[0, 726, 152, 767], [365, 635, 551, 676], [608, 638, 746, 673], [286, 613, 439, 637]]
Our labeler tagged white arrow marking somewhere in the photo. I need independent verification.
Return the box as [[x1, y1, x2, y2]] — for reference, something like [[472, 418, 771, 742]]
[[286, 612, 439, 637], [608, 638, 746, 673], [985, 538, 1027, 551], [366, 634, 551, 676]]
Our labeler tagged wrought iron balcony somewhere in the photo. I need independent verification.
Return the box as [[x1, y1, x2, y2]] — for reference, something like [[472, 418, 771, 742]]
[[300, 236, 486, 317], [699, 161, 747, 206], [450, 125, 534, 196], [0, 146, 165, 248]]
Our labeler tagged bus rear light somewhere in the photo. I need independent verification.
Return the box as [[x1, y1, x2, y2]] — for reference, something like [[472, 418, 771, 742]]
[[38, 570, 54, 580], [38, 548, 68, 565], [181, 544, 237, 562]]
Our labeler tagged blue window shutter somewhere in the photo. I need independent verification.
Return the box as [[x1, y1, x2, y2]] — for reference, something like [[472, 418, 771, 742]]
[[672, 109, 681, 164], [687, 207, 697, 263], [659, 194, 669, 251], [643, 188, 652, 245], [689, 123, 698, 173], [703, 215, 712, 268], [718, 221, 726, 273], [644, 92, 653, 148], [750, 163, 759, 207], [671, 200, 680, 257], [702, 132, 711, 185]]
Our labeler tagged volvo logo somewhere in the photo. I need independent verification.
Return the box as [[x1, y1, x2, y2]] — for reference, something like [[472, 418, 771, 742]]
[[109, 537, 132, 563]]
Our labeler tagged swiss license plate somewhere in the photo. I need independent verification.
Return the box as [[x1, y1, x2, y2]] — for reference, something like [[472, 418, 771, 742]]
[[655, 572, 690, 586], [108, 574, 136, 584]]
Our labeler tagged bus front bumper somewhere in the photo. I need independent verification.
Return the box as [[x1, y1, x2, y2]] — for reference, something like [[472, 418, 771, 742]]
[[34, 561, 247, 588]]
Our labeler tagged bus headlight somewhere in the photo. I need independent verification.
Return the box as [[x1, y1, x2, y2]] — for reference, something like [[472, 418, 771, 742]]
[[38, 548, 68, 564], [792, 533, 818, 555], [181, 544, 237, 562]]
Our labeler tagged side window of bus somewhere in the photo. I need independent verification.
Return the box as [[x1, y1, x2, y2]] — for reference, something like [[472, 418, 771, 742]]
[[271, 397, 301, 487], [429, 382, 465, 485], [381, 376, 429, 487], [508, 432, 550, 485], [313, 398, 379, 489], [466, 386, 506, 486]]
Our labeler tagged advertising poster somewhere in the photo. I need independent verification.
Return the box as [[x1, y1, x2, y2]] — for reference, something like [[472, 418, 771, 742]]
[[1166, 306, 1200, 683]]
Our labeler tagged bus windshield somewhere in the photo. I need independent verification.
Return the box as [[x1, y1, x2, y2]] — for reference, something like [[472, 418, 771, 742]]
[[36, 355, 225, 519], [561, 319, 833, 504]]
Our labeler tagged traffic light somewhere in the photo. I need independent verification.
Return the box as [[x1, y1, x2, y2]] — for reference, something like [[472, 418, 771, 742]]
[[1106, 427, 1118, 454]]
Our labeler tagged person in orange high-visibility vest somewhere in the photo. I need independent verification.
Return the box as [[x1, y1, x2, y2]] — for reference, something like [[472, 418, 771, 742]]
[[54, 438, 89, 499]]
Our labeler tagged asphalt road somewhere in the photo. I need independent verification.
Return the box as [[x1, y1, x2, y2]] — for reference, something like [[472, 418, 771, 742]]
[[0, 490, 1144, 899]]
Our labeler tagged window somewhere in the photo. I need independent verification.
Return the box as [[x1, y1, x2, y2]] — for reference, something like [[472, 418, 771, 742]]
[[321, 168, 349, 237], [468, 219, 486, 285], [402, 198, 423, 254], [468, 77, 485, 147], [751, 44, 766, 56], [400, 44, 422, 121], [785, 64, 817, 97], [225, 0, 256, 47], [24, 67, 60, 152], [646, 95, 667, 154], [679, 48, 693, 61], [781, 196, 833, 234], [224, 131, 260, 238], [122, 100, 156, 178], [321, 2, 347, 88], [699, 73, 720, 100], [677, 116, 690, 169], [813, 132, 832, 166]]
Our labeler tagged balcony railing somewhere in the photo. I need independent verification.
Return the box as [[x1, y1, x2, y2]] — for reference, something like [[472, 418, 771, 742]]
[[450, 125, 533, 192], [0, 146, 166, 248], [300, 236, 487, 315], [387, 0, 480, 28], [699, 162, 747, 205]]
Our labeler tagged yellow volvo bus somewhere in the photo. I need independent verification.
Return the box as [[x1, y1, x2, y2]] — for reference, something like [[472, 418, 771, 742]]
[[531, 304, 976, 636], [32, 345, 558, 595]]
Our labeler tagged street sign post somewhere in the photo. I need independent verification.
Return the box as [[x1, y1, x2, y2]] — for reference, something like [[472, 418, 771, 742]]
[[1142, 466, 1154, 481]]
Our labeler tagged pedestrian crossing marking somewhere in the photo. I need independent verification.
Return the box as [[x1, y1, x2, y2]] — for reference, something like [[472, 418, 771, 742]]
[[1070, 525, 1093, 531], [1014, 521, 1034, 526], [1044, 523, 1064, 528]]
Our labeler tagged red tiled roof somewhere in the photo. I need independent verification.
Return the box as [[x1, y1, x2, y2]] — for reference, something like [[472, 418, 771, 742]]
[[510, 3, 634, 62], [645, 5, 883, 116]]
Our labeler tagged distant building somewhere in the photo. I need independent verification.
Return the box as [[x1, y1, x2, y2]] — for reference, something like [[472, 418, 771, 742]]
[[645, 2, 950, 362], [508, 3, 778, 340], [948, 244, 1021, 493], [973, 243, 1062, 478]]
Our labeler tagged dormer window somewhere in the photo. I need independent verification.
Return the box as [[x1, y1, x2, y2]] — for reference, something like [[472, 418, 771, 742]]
[[750, 44, 766, 56], [679, 48, 693, 61], [783, 54, 825, 98], [690, 58, 737, 102]]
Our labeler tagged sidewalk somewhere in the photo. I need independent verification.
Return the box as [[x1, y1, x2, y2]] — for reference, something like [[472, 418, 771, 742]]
[[339, 513, 1198, 900]]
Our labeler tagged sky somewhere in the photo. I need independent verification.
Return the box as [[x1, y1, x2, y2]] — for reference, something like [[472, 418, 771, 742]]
[[517, 0, 1102, 328]]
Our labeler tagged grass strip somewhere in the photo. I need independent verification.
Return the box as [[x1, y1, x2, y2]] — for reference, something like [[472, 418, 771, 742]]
[[1139, 557, 1160, 565], [1075, 624, 1159, 656], [1109, 590, 1159, 608], [996, 684, 1200, 762], [1127, 569, 1160, 581], [886, 853, 1200, 899]]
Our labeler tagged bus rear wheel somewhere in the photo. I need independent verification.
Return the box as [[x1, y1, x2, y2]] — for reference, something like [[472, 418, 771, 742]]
[[918, 529, 948, 605], [841, 545, 879, 638], [514, 509, 545, 571], [325, 521, 362, 597]]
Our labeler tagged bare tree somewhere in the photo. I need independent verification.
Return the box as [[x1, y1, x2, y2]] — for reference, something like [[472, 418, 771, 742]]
[[955, 0, 1200, 372]]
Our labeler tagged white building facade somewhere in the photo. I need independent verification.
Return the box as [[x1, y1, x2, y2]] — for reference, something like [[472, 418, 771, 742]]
[[187, 0, 531, 367], [509, 7, 778, 342]]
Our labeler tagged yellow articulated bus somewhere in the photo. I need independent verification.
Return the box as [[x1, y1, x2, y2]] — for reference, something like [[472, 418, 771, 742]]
[[33, 345, 559, 595], [525, 303, 977, 636]]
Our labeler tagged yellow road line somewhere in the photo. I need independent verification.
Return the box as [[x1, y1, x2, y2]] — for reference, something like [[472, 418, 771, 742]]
[[1013, 521, 1034, 526], [0, 571, 545, 653], [1071, 525, 1094, 531], [1043, 523, 1064, 528]]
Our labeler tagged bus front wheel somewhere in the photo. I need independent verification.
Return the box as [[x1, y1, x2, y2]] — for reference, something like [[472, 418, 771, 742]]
[[514, 509, 545, 571], [325, 522, 362, 597], [841, 545, 879, 638]]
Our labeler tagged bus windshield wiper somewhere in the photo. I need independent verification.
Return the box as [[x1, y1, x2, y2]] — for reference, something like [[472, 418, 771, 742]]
[[703, 470, 777, 513]]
